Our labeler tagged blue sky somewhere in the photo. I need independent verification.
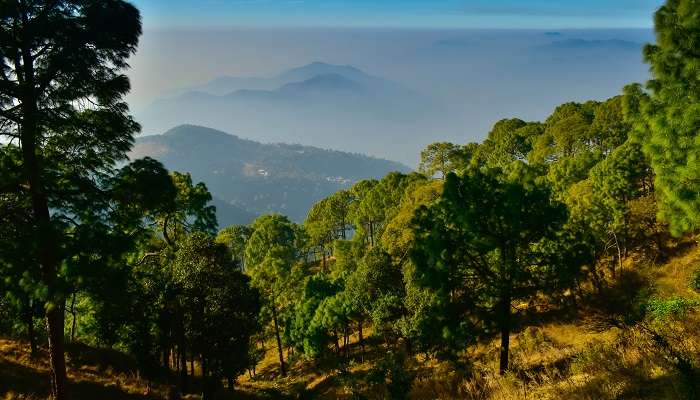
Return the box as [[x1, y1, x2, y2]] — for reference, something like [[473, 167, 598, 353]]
[[132, 0, 662, 29]]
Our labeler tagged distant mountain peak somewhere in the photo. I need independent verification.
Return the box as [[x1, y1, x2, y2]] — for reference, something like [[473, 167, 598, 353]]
[[158, 125, 260, 150], [280, 73, 365, 93], [163, 124, 234, 138], [278, 62, 371, 82]]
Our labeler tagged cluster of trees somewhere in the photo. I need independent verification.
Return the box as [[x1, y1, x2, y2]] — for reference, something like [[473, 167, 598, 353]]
[[0, 2, 261, 399], [234, 93, 653, 378], [207, 0, 700, 384], [1, 0, 699, 399]]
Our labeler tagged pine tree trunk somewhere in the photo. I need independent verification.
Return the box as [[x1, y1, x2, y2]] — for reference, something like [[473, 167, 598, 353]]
[[271, 304, 286, 376], [69, 292, 77, 343], [26, 128, 68, 399], [343, 325, 349, 359], [19, 32, 68, 399], [358, 320, 365, 363], [26, 305, 37, 358], [334, 331, 340, 354], [46, 305, 68, 399], [164, 347, 170, 371], [201, 356, 209, 400], [179, 319, 189, 393], [498, 293, 511, 375]]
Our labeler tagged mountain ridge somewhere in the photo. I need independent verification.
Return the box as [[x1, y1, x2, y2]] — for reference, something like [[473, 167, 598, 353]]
[[130, 124, 410, 226], [135, 63, 439, 165]]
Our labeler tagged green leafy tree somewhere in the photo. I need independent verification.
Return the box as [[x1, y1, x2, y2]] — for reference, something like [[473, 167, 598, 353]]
[[0, 2, 141, 396], [83, 162, 219, 394], [350, 179, 382, 246], [474, 119, 541, 168], [346, 247, 404, 345], [351, 173, 426, 247], [173, 232, 261, 397], [625, 0, 700, 235], [217, 225, 254, 270], [419, 142, 462, 179], [288, 273, 342, 359], [160, 172, 217, 244], [411, 166, 583, 373], [304, 191, 352, 269], [245, 214, 300, 376], [381, 179, 443, 261]]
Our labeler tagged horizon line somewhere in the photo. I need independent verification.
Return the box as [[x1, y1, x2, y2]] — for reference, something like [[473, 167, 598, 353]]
[[143, 25, 654, 32]]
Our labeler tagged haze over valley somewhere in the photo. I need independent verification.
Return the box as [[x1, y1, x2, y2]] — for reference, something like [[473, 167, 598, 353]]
[[129, 28, 652, 166]]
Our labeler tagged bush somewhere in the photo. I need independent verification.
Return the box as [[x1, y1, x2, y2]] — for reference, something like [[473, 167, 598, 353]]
[[690, 267, 700, 293]]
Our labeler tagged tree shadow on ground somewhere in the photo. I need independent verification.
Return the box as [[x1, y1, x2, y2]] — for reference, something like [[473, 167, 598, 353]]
[[0, 357, 157, 400]]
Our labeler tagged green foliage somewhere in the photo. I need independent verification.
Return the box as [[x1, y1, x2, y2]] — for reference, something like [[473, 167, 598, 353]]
[[644, 297, 700, 320], [419, 142, 462, 179], [410, 166, 584, 366], [474, 119, 541, 168], [4, 1, 697, 392], [346, 247, 404, 333], [245, 214, 304, 375], [173, 232, 261, 382], [624, 0, 700, 235], [691, 268, 700, 293], [216, 224, 254, 269], [366, 351, 416, 400], [350, 172, 426, 247], [246, 214, 300, 289], [304, 190, 353, 266], [381, 179, 443, 260]]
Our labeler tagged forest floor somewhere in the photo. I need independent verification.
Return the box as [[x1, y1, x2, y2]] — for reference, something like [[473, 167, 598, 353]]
[[1, 241, 699, 400]]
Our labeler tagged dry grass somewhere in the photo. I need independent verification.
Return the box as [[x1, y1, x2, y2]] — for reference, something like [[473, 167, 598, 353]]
[[0, 339, 166, 400], [407, 243, 700, 400]]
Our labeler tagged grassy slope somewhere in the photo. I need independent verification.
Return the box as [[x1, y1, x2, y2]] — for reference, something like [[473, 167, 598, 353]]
[[0, 341, 163, 399], [2, 242, 698, 400]]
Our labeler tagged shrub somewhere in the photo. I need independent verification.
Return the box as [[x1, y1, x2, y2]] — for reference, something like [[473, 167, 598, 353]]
[[690, 267, 700, 293]]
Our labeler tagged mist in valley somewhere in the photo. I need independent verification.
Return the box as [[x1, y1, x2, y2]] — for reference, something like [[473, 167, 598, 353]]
[[128, 27, 652, 166]]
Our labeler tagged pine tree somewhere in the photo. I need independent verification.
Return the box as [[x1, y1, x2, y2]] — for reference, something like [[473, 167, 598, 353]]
[[626, 0, 700, 234], [0, 2, 141, 397]]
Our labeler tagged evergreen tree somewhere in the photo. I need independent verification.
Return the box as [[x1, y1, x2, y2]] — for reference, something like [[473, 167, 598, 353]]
[[625, 0, 700, 235], [173, 232, 260, 397], [411, 166, 583, 373], [245, 214, 301, 376], [0, 2, 141, 397], [419, 142, 462, 179]]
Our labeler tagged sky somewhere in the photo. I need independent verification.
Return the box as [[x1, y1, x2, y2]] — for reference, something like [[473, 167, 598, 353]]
[[131, 0, 662, 30]]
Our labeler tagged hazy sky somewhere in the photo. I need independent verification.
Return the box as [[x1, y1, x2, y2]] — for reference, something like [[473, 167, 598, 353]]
[[126, 1, 661, 165], [131, 0, 661, 29]]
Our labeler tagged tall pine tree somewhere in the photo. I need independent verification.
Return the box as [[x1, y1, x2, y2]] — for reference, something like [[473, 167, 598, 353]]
[[0, 1, 141, 397]]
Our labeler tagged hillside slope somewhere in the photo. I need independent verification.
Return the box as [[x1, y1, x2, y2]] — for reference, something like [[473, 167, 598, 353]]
[[3, 242, 697, 400], [129, 125, 410, 226]]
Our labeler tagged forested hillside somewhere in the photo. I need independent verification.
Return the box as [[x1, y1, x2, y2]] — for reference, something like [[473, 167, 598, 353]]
[[1, 1, 700, 400], [130, 125, 410, 225]]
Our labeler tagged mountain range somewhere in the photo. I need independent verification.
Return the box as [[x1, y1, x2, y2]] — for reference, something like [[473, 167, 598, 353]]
[[129, 125, 410, 227], [135, 62, 442, 165]]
